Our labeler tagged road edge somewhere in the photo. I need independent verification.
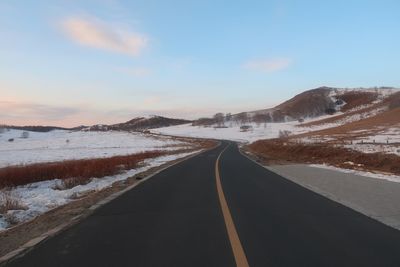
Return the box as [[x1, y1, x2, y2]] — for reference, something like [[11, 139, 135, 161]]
[[0, 145, 218, 266], [238, 146, 400, 232]]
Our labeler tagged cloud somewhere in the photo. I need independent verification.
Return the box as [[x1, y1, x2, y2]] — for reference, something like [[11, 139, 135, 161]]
[[61, 16, 148, 56], [243, 58, 292, 73], [0, 101, 80, 121]]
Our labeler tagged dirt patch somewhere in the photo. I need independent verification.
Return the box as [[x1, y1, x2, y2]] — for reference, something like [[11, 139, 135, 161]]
[[247, 139, 400, 175]]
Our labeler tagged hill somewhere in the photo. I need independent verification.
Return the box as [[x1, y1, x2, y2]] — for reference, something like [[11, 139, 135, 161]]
[[85, 116, 191, 132], [246, 86, 397, 122]]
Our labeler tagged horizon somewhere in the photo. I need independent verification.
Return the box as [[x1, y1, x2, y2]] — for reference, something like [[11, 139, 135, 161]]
[[3, 85, 398, 128], [1, 1, 400, 127]]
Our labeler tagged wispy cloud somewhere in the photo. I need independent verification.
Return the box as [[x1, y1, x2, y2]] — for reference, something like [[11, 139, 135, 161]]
[[243, 58, 292, 73], [0, 101, 81, 126], [61, 16, 148, 56]]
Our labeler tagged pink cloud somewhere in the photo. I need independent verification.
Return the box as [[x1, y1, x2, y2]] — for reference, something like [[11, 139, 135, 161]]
[[62, 16, 148, 56]]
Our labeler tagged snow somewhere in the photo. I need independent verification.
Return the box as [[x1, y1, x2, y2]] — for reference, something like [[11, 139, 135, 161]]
[[152, 113, 359, 143], [300, 107, 387, 133], [344, 127, 400, 156], [0, 130, 189, 167], [309, 164, 400, 183], [152, 116, 343, 143], [152, 88, 398, 144], [154, 123, 300, 143], [0, 151, 199, 231]]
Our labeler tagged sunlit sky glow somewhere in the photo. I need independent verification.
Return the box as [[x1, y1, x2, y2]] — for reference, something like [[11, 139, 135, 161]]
[[1, 0, 399, 127]]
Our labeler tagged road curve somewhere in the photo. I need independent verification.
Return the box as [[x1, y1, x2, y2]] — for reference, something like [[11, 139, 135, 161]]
[[6, 141, 400, 267]]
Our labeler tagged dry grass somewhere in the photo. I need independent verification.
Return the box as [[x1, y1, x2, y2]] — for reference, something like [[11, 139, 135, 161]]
[[339, 91, 379, 112], [0, 151, 166, 189], [300, 92, 400, 128], [0, 136, 216, 190], [295, 108, 400, 143], [248, 140, 400, 175], [0, 191, 27, 214]]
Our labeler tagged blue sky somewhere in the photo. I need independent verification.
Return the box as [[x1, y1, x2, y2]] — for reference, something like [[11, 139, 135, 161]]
[[1, 0, 399, 126]]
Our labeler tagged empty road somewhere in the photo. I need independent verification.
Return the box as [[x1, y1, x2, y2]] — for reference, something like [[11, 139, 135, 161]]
[[6, 141, 400, 267]]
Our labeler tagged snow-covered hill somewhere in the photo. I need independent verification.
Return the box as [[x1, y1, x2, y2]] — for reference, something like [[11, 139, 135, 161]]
[[239, 86, 399, 123], [154, 88, 400, 157], [84, 115, 191, 132]]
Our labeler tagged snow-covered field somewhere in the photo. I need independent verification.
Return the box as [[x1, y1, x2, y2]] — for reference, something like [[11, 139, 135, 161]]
[[0, 151, 199, 231], [0, 129, 189, 167], [344, 128, 400, 156], [153, 122, 310, 143], [152, 112, 356, 143]]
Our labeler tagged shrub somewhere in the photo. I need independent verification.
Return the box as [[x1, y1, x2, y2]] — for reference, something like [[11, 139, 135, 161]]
[[20, 131, 29, 139], [0, 191, 27, 214], [325, 108, 336, 115], [279, 130, 292, 139]]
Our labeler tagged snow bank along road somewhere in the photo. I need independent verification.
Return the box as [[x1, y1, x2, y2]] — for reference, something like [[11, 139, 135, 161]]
[[5, 141, 400, 266]]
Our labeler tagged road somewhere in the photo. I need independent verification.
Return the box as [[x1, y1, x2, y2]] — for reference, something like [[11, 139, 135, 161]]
[[7, 141, 400, 267]]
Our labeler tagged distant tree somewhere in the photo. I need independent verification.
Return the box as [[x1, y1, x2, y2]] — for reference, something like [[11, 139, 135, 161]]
[[225, 113, 232, 122], [20, 131, 29, 139], [325, 108, 336, 115], [279, 130, 292, 139], [213, 113, 225, 127], [253, 114, 270, 127], [236, 112, 248, 125], [193, 117, 215, 127]]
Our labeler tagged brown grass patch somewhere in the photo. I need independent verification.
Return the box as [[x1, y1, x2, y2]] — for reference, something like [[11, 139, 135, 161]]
[[300, 92, 400, 128], [0, 191, 27, 214], [0, 151, 166, 189], [295, 108, 400, 143], [339, 91, 379, 112], [248, 140, 400, 175]]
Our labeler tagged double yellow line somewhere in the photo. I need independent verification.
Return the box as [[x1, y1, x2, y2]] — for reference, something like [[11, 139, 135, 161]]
[[215, 143, 249, 267]]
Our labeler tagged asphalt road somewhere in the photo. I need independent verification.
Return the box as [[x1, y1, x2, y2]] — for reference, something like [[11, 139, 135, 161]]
[[7, 141, 400, 267]]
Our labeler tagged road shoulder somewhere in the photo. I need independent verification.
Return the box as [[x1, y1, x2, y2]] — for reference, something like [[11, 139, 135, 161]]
[[0, 147, 213, 265], [240, 148, 400, 231]]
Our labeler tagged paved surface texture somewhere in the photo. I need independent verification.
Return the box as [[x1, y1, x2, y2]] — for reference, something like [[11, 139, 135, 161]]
[[268, 164, 400, 230], [6, 141, 400, 267]]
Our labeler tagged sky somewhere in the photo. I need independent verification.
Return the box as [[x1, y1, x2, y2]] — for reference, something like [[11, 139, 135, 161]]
[[1, 0, 399, 127]]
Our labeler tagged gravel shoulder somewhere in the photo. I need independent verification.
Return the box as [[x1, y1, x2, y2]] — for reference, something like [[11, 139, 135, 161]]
[[266, 164, 400, 230]]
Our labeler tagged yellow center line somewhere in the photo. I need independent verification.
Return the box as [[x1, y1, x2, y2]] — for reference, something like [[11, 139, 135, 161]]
[[215, 143, 250, 267]]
